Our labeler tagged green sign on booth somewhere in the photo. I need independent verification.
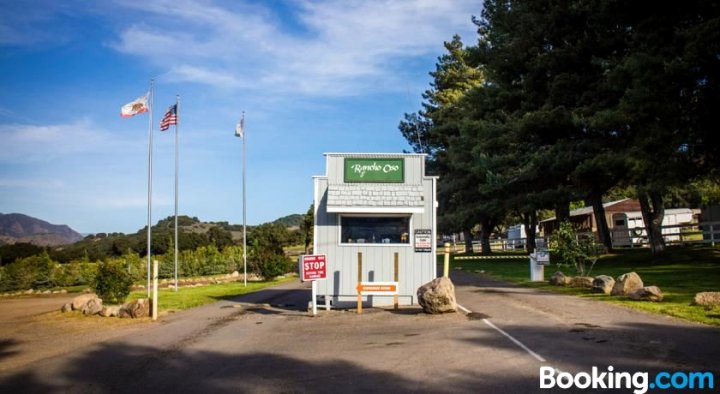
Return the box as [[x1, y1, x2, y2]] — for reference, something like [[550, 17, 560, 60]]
[[344, 158, 404, 183]]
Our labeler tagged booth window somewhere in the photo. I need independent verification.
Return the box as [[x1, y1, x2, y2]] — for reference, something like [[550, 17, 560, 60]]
[[341, 216, 410, 244]]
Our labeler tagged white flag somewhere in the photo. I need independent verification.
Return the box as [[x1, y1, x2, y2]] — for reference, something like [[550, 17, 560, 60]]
[[121, 93, 150, 118], [235, 117, 244, 138]]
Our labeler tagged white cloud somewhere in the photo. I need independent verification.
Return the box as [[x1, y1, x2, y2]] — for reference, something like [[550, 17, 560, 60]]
[[0, 179, 65, 189], [0, 119, 137, 162], [111, 0, 479, 96], [166, 65, 248, 89]]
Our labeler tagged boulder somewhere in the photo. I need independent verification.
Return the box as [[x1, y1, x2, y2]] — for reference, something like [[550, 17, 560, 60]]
[[82, 298, 103, 315], [549, 271, 571, 286], [592, 275, 616, 294], [611, 272, 644, 296], [61, 303, 72, 313], [100, 306, 121, 317], [417, 276, 457, 314], [629, 286, 664, 302], [72, 293, 101, 311], [120, 298, 151, 319], [571, 276, 594, 288], [693, 292, 720, 308]]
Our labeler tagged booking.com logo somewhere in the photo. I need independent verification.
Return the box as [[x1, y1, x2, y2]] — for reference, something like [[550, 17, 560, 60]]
[[540, 366, 715, 393]]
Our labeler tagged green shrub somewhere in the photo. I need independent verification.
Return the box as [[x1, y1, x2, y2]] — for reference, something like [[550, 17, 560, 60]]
[[54, 261, 98, 287], [0, 252, 57, 291], [256, 254, 291, 280], [93, 261, 133, 304], [549, 221, 600, 276]]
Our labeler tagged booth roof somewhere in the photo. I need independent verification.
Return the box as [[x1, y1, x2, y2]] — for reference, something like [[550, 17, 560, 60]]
[[326, 183, 425, 213], [323, 152, 428, 158]]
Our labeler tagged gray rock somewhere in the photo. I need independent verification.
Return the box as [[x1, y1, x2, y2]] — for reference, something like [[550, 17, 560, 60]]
[[61, 303, 72, 313], [611, 272, 644, 296], [571, 276, 594, 288], [629, 286, 664, 302], [120, 298, 151, 318], [592, 275, 616, 294], [230, 271, 240, 278], [100, 306, 120, 317], [82, 298, 103, 315], [693, 292, 720, 308], [72, 293, 101, 311], [549, 271, 570, 286], [417, 276, 457, 314]]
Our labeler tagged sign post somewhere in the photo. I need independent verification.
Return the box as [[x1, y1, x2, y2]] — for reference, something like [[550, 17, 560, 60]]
[[299, 254, 327, 316]]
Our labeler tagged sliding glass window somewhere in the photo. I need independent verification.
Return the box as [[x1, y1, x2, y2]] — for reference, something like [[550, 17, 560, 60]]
[[340, 216, 410, 245]]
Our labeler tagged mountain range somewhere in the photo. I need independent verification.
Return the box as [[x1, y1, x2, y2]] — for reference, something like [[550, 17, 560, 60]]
[[0, 213, 83, 246]]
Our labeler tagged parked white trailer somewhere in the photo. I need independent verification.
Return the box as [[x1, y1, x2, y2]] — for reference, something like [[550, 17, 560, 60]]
[[506, 224, 539, 249], [611, 208, 694, 247]]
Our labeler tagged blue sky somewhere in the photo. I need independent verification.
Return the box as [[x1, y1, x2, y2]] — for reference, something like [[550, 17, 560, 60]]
[[0, 0, 480, 234]]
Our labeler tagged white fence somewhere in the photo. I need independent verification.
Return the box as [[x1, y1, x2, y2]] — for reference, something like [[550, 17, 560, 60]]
[[460, 221, 720, 253]]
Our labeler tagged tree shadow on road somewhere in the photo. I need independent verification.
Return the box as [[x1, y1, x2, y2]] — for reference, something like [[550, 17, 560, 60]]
[[457, 319, 720, 374], [0, 342, 538, 393], [0, 339, 20, 361], [219, 288, 312, 314]]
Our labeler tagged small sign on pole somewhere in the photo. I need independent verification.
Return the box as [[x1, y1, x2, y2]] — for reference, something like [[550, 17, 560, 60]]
[[300, 254, 327, 282], [299, 254, 327, 316]]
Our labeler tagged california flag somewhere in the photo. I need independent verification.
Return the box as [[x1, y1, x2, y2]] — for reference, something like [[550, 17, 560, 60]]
[[120, 93, 149, 118]]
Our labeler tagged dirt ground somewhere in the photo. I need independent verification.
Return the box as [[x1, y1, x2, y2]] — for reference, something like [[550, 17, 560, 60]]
[[0, 294, 154, 372]]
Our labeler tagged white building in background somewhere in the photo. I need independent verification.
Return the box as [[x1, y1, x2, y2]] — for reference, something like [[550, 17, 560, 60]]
[[313, 153, 438, 307]]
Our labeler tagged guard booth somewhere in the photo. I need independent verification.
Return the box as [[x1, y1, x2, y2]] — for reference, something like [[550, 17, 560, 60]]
[[313, 153, 438, 307]]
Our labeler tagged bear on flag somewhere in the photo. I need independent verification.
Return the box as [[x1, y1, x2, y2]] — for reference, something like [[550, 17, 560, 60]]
[[120, 93, 149, 118]]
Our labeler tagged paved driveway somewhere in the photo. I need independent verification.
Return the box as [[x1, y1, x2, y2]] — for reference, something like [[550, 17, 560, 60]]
[[1, 274, 718, 393]]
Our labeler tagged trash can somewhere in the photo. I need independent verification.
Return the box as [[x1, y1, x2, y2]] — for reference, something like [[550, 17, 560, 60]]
[[529, 248, 550, 281]]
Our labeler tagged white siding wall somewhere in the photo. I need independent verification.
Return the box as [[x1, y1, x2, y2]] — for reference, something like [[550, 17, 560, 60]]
[[314, 154, 436, 307]]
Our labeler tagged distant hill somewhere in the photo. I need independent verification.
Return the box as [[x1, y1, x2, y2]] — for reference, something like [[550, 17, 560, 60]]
[[272, 214, 303, 228], [0, 213, 83, 246]]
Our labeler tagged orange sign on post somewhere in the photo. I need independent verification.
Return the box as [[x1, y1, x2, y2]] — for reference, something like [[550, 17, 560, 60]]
[[356, 282, 399, 295]]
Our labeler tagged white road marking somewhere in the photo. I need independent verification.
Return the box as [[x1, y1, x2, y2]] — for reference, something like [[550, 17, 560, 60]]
[[458, 303, 547, 363], [457, 304, 472, 314]]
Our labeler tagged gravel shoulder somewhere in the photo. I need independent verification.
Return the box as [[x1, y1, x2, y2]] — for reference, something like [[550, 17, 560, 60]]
[[0, 294, 154, 372]]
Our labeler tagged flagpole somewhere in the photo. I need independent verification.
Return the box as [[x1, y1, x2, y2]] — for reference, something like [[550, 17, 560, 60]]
[[235, 112, 247, 287], [146, 79, 155, 297], [174, 95, 180, 292], [242, 111, 247, 288]]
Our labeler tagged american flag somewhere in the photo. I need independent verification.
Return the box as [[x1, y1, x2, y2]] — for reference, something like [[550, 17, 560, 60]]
[[160, 104, 177, 131]]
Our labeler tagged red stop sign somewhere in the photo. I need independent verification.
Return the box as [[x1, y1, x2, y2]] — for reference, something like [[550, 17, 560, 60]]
[[301, 255, 327, 281]]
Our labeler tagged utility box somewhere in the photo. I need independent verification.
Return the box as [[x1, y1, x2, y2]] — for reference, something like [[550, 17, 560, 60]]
[[529, 248, 549, 282], [313, 153, 438, 307]]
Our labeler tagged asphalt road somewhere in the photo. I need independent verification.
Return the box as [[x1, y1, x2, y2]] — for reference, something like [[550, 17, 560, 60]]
[[1, 273, 718, 393]]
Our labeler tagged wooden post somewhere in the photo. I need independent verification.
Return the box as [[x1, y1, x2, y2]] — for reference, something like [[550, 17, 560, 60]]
[[393, 252, 399, 310], [443, 243, 451, 277], [357, 252, 362, 314]]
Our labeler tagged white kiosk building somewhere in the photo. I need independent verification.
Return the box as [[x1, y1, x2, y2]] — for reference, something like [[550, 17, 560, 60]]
[[313, 153, 438, 307]]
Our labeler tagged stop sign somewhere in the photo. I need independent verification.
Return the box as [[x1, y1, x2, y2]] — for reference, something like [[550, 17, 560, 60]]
[[300, 254, 327, 281]]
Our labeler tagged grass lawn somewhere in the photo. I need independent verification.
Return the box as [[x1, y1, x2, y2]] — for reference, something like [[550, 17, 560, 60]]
[[449, 245, 720, 326], [126, 276, 296, 314]]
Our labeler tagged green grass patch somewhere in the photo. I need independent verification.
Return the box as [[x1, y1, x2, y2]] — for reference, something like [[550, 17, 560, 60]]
[[126, 276, 296, 313], [448, 246, 720, 326]]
